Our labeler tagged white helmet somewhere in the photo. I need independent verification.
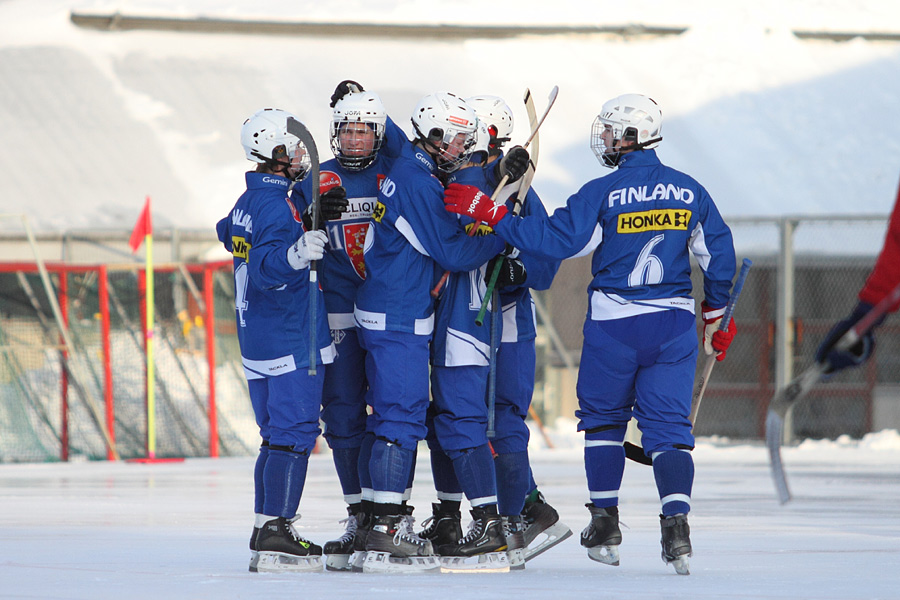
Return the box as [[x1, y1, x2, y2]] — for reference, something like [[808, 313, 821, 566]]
[[240, 108, 310, 180], [411, 92, 478, 173], [465, 95, 514, 152], [330, 91, 387, 171], [591, 94, 663, 167], [468, 119, 491, 165]]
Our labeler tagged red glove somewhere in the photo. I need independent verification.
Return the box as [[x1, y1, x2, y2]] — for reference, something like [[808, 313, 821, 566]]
[[443, 183, 508, 227], [702, 301, 737, 362]]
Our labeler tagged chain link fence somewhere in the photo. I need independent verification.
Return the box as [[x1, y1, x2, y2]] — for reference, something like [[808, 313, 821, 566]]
[[0, 214, 897, 463]]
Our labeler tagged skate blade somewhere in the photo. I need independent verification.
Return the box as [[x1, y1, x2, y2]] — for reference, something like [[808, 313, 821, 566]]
[[256, 551, 323, 573], [440, 552, 510, 573], [249, 550, 259, 573], [664, 553, 691, 575], [324, 553, 352, 572], [349, 551, 366, 572], [361, 551, 441, 574], [523, 522, 573, 562], [507, 548, 526, 571], [586, 544, 620, 566]]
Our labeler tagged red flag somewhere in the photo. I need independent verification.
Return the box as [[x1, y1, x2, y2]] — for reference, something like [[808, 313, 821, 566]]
[[128, 196, 152, 253]]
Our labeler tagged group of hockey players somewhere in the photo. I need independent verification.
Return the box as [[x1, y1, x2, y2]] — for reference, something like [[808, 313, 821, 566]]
[[217, 78, 741, 576]]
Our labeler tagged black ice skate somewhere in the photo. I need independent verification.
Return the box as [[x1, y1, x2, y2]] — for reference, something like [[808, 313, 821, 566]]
[[255, 516, 323, 573], [363, 512, 440, 574], [323, 506, 360, 572], [520, 492, 573, 561], [502, 514, 527, 571], [437, 506, 511, 573], [348, 510, 372, 572], [248, 525, 260, 572], [419, 503, 463, 547], [660, 513, 692, 575], [580, 504, 623, 566]]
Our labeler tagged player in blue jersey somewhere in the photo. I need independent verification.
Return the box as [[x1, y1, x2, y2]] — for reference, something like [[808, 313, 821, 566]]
[[290, 81, 408, 571], [216, 108, 339, 573], [418, 115, 531, 571], [444, 94, 738, 575], [465, 95, 572, 562], [352, 92, 506, 573]]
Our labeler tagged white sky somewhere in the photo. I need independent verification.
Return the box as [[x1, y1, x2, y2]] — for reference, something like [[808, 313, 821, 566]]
[[1, 1, 899, 234], [1, 427, 899, 599]]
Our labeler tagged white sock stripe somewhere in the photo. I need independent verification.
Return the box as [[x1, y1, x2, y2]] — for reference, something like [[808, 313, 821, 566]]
[[661, 493, 691, 507], [361, 487, 375, 501], [373, 491, 405, 505], [403, 487, 413, 502], [469, 495, 498, 507], [650, 448, 692, 460], [589, 490, 619, 500], [585, 439, 624, 448], [436, 492, 464, 501], [343, 493, 362, 504]]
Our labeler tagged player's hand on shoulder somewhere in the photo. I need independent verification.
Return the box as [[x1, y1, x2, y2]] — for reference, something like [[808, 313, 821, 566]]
[[443, 183, 508, 227], [330, 80, 364, 108], [287, 230, 328, 270]]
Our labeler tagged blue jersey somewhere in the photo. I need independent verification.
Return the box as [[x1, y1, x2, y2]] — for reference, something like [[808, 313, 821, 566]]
[[480, 158, 560, 342], [216, 172, 335, 378], [431, 163, 495, 367], [354, 144, 505, 335], [495, 149, 735, 319], [293, 118, 408, 331]]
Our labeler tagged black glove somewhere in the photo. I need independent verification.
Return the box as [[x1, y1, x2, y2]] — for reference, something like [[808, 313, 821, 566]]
[[496, 146, 530, 184], [814, 301, 877, 374], [485, 256, 527, 289], [302, 186, 348, 230], [330, 80, 364, 108]]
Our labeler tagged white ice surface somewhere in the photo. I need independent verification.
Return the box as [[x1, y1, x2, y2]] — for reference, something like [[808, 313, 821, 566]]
[[2, 430, 899, 600]]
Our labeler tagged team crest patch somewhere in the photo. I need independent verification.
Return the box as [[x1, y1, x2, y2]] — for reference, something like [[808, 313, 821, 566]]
[[342, 222, 368, 279], [331, 329, 346, 344]]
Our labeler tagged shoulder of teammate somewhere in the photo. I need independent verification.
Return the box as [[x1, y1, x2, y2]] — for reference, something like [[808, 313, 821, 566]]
[[381, 114, 411, 159]]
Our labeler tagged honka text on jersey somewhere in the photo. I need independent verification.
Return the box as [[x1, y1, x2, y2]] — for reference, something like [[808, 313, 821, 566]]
[[231, 236, 250, 259], [608, 183, 695, 207], [617, 209, 692, 233]]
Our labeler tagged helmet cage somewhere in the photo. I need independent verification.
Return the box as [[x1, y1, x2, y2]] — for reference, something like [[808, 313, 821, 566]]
[[590, 94, 662, 168], [330, 120, 385, 171], [411, 92, 478, 174], [329, 91, 388, 171]]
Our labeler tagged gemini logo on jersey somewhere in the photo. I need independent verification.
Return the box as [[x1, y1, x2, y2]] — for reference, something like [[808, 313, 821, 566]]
[[617, 209, 691, 233]]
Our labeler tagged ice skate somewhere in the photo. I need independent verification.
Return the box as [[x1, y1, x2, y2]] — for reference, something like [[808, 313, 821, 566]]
[[502, 514, 527, 571], [521, 492, 573, 561], [323, 507, 359, 572], [419, 503, 463, 547], [255, 516, 323, 573], [362, 512, 441, 574], [248, 525, 260, 572], [660, 513, 692, 575], [438, 506, 511, 573], [348, 511, 371, 572], [580, 504, 622, 566]]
